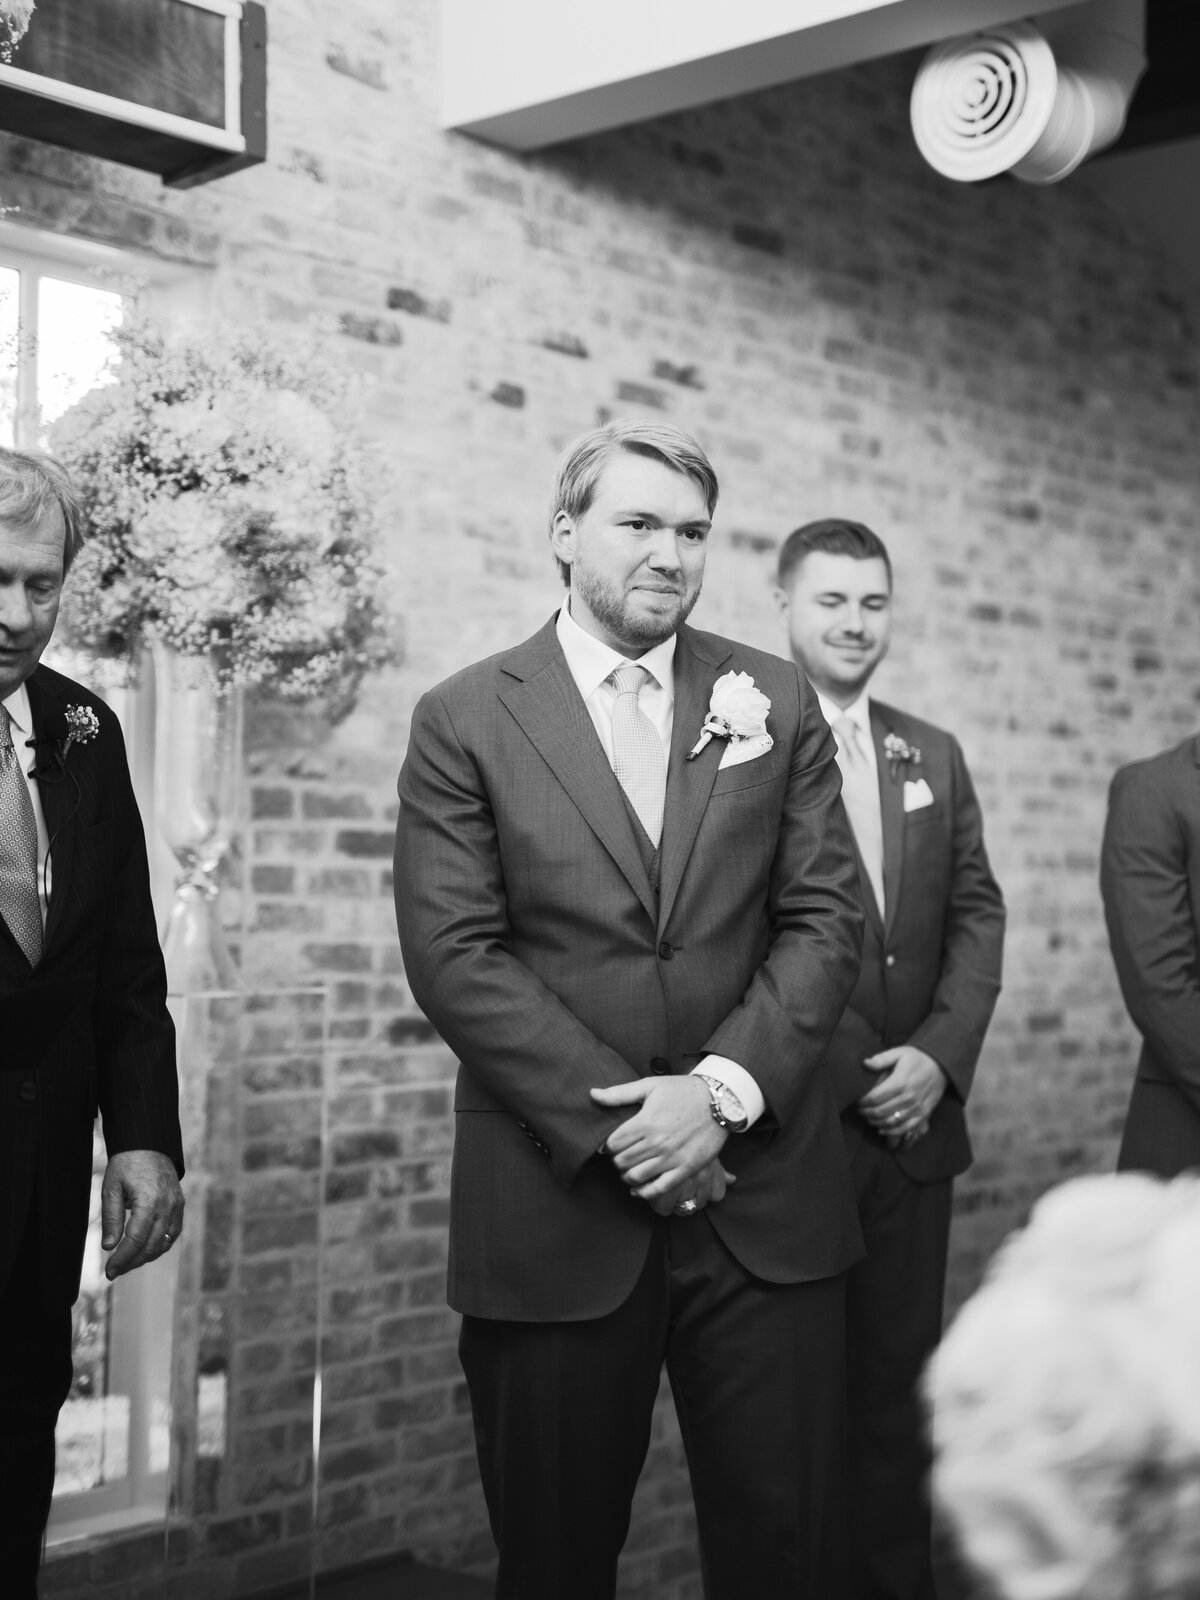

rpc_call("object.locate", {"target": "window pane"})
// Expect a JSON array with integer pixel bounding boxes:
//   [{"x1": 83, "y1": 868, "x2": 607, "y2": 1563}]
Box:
[
  {"x1": 0, "y1": 266, "x2": 19, "y2": 448},
  {"x1": 54, "y1": 1132, "x2": 130, "y2": 1495},
  {"x1": 37, "y1": 276, "x2": 122, "y2": 437}
]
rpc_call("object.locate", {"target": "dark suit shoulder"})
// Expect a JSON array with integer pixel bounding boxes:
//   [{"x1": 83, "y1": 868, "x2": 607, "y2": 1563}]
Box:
[
  {"x1": 679, "y1": 627, "x2": 804, "y2": 706},
  {"x1": 27, "y1": 664, "x2": 125, "y2": 749},
  {"x1": 1110, "y1": 733, "x2": 1200, "y2": 797},
  {"x1": 870, "y1": 700, "x2": 961, "y2": 758},
  {"x1": 30, "y1": 662, "x2": 113, "y2": 713},
  {"x1": 416, "y1": 615, "x2": 561, "y2": 712},
  {"x1": 681, "y1": 624, "x2": 787, "y2": 674}
]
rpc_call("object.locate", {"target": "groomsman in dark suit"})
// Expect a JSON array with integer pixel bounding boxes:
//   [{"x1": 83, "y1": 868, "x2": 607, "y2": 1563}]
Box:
[
  {"x1": 1101, "y1": 733, "x2": 1200, "y2": 1174},
  {"x1": 0, "y1": 449, "x2": 183, "y2": 1596},
  {"x1": 396, "y1": 421, "x2": 865, "y2": 1599},
  {"x1": 775, "y1": 518, "x2": 1006, "y2": 1600}
]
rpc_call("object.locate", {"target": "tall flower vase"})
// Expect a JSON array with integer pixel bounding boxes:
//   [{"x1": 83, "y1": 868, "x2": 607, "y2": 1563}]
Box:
[{"x1": 152, "y1": 642, "x2": 245, "y2": 993}]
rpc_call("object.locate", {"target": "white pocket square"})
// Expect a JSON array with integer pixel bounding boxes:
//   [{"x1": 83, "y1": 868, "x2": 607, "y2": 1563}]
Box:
[
  {"x1": 718, "y1": 733, "x2": 774, "y2": 770},
  {"x1": 903, "y1": 778, "x2": 935, "y2": 812}
]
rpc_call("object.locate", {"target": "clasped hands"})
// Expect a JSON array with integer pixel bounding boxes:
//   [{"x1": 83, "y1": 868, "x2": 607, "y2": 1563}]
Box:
[
  {"x1": 591, "y1": 1075, "x2": 733, "y2": 1217},
  {"x1": 856, "y1": 1045, "x2": 946, "y2": 1148}
]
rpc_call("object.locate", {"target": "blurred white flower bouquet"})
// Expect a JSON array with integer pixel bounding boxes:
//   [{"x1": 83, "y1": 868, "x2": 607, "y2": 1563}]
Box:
[
  {"x1": 50, "y1": 318, "x2": 398, "y2": 721},
  {"x1": 0, "y1": 1, "x2": 35, "y2": 61}
]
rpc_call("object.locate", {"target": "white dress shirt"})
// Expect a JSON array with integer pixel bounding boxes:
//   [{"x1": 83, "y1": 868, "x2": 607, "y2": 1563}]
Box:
[
  {"x1": 3, "y1": 681, "x2": 51, "y2": 927},
  {"x1": 556, "y1": 601, "x2": 764, "y2": 1129}
]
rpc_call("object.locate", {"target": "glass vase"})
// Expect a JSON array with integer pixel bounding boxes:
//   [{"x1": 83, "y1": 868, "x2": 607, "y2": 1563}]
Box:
[{"x1": 152, "y1": 642, "x2": 244, "y2": 993}]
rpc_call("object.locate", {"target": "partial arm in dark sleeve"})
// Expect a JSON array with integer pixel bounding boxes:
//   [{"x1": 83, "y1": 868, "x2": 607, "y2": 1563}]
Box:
[
  {"x1": 1100, "y1": 764, "x2": 1200, "y2": 1110},
  {"x1": 395, "y1": 689, "x2": 640, "y2": 1186},
  {"x1": 703, "y1": 668, "x2": 865, "y2": 1126},
  {"x1": 93, "y1": 715, "x2": 183, "y2": 1177},
  {"x1": 906, "y1": 738, "x2": 1006, "y2": 1101}
]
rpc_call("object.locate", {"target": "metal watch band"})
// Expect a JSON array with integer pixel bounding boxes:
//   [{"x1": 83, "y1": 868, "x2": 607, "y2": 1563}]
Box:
[{"x1": 696, "y1": 1072, "x2": 749, "y2": 1133}]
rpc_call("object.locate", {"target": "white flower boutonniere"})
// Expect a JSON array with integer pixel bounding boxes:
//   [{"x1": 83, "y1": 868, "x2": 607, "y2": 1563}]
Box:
[
  {"x1": 64, "y1": 703, "x2": 101, "y2": 757},
  {"x1": 26, "y1": 702, "x2": 101, "y2": 784},
  {"x1": 687, "y1": 671, "x2": 773, "y2": 761},
  {"x1": 883, "y1": 730, "x2": 922, "y2": 780}
]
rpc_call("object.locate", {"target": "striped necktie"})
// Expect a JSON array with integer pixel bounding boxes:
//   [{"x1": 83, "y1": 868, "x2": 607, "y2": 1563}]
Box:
[
  {"x1": 611, "y1": 665, "x2": 667, "y2": 847},
  {"x1": 0, "y1": 707, "x2": 43, "y2": 966}
]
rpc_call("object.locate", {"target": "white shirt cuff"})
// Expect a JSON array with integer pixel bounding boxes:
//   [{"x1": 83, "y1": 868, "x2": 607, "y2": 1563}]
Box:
[{"x1": 692, "y1": 1056, "x2": 765, "y2": 1129}]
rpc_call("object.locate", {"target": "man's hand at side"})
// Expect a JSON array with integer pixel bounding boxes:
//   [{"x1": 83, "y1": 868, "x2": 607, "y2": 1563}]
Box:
[
  {"x1": 857, "y1": 1045, "x2": 947, "y2": 1140},
  {"x1": 591, "y1": 1075, "x2": 727, "y2": 1200},
  {"x1": 101, "y1": 1150, "x2": 185, "y2": 1280}
]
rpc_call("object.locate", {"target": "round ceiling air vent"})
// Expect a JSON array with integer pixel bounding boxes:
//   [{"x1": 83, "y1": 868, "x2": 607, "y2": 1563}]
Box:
[{"x1": 910, "y1": 24, "x2": 1060, "y2": 182}]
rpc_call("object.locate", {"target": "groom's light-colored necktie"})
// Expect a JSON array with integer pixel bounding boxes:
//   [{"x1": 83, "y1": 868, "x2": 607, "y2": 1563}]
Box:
[
  {"x1": 834, "y1": 714, "x2": 885, "y2": 917},
  {"x1": 611, "y1": 664, "x2": 667, "y2": 847},
  {"x1": 0, "y1": 707, "x2": 43, "y2": 966}
]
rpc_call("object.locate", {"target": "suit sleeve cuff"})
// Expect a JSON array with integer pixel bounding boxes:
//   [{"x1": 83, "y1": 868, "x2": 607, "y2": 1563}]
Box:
[{"x1": 692, "y1": 1056, "x2": 766, "y2": 1129}]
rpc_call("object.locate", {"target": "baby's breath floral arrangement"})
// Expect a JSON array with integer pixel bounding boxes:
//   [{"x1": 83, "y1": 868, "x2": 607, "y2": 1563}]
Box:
[
  {"x1": 929, "y1": 1174, "x2": 1200, "y2": 1600},
  {"x1": 50, "y1": 317, "x2": 398, "y2": 721},
  {"x1": 0, "y1": 1, "x2": 35, "y2": 62}
]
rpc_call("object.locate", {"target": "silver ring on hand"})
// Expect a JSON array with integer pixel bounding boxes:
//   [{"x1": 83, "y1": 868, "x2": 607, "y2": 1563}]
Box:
[
  {"x1": 674, "y1": 1198, "x2": 699, "y2": 1217},
  {"x1": 162, "y1": 1233, "x2": 175, "y2": 1246},
  {"x1": 890, "y1": 1111, "x2": 903, "y2": 1124}
]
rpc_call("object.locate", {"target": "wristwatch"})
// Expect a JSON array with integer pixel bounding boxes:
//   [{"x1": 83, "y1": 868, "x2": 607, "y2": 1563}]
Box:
[{"x1": 696, "y1": 1073, "x2": 749, "y2": 1133}]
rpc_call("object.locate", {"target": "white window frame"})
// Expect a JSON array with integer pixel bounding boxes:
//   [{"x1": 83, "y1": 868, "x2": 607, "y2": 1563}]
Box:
[{"x1": 0, "y1": 222, "x2": 209, "y2": 1544}]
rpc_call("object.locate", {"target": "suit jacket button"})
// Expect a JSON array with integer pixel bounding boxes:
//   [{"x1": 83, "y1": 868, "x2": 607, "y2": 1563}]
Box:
[
  {"x1": 885, "y1": 953, "x2": 896, "y2": 968},
  {"x1": 649, "y1": 1057, "x2": 670, "y2": 1075},
  {"x1": 18, "y1": 1080, "x2": 37, "y2": 1101},
  {"x1": 658, "y1": 940, "x2": 674, "y2": 960}
]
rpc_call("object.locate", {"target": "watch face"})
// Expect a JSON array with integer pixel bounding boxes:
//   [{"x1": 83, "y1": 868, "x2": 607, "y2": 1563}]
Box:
[{"x1": 716, "y1": 1086, "x2": 747, "y2": 1130}]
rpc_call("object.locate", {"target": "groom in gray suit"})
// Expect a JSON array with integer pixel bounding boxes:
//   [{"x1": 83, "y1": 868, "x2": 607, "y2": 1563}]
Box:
[{"x1": 394, "y1": 419, "x2": 865, "y2": 1599}]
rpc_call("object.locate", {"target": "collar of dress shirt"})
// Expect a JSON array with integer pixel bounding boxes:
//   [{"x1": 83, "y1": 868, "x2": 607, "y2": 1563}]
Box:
[
  {"x1": 555, "y1": 599, "x2": 677, "y2": 703},
  {"x1": 2, "y1": 680, "x2": 34, "y2": 753},
  {"x1": 816, "y1": 687, "x2": 871, "y2": 740}
]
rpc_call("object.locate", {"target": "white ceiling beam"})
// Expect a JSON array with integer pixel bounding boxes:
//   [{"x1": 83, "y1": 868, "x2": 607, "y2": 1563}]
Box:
[{"x1": 441, "y1": 0, "x2": 1091, "y2": 150}]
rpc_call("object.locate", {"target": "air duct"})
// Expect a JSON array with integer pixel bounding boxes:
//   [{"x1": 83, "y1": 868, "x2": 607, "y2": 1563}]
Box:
[{"x1": 910, "y1": 0, "x2": 1146, "y2": 185}]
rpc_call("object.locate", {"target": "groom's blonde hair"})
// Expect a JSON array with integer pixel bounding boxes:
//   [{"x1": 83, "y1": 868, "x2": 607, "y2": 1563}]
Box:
[{"x1": 548, "y1": 418, "x2": 719, "y2": 584}]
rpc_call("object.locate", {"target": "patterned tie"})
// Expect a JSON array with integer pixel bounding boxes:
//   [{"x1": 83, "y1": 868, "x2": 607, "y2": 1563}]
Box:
[
  {"x1": 834, "y1": 714, "x2": 885, "y2": 917},
  {"x1": 611, "y1": 665, "x2": 667, "y2": 847},
  {"x1": 0, "y1": 707, "x2": 43, "y2": 966}
]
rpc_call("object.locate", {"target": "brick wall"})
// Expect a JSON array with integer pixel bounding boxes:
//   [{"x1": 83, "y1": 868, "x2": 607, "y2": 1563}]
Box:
[{"x1": 7, "y1": 0, "x2": 1200, "y2": 1592}]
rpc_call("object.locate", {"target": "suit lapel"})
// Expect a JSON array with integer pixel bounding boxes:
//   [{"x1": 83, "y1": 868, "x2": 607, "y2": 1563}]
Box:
[
  {"x1": 498, "y1": 621, "x2": 659, "y2": 924},
  {"x1": 870, "y1": 705, "x2": 905, "y2": 938},
  {"x1": 657, "y1": 627, "x2": 732, "y2": 932},
  {"x1": 25, "y1": 669, "x2": 74, "y2": 954}
]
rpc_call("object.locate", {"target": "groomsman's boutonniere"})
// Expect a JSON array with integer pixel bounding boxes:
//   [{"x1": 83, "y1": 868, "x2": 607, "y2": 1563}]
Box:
[
  {"x1": 687, "y1": 671, "x2": 773, "y2": 760},
  {"x1": 63, "y1": 703, "x2": 101, "y2": 757},
  {"x1": 26, "y1": 703, "x2": 101, "y2": 782},
  {"x1": 883, "y1": 731, "x2": 922, "y2": 780}
]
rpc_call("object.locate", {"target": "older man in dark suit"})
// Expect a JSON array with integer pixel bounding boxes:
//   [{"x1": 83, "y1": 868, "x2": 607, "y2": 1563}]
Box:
[
  {"x1": 395, "y1": 420, "x2": 865, "y2": 1599},
  {"x1": 1101, "y1": 734, "x2": 1200, "y2": 1174},
  {"x1": 775, "y1": 519, "x2": 1006, "y2": 1600},
  {"x1": 0, "y1": 449, "x2": 183, "y2": 1596}
]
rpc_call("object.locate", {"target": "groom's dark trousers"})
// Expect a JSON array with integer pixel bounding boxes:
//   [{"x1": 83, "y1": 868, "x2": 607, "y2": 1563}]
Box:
[{"x1": 396, "y1": 618, "x2": 865, "y2": 1598}]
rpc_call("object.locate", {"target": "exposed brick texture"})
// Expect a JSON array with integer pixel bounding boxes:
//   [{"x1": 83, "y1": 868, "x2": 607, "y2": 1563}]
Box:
[{"x1": 14, "y1": 0, "x2": 1200, "y2": 1594}]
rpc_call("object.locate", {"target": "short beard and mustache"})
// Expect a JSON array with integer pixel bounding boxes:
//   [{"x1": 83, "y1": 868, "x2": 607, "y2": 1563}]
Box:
[{"x1": 572, "y1": 559, "x2": 702, "y2": 651}]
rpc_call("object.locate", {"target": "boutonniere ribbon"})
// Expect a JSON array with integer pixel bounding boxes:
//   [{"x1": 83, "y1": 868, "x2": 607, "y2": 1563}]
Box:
[
  {"x1": 883, "y1": 730, "x2": 922, "y2": 780},
  {"x1": 687, "y1": 670, "x2": 773, "y2": 760}
]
